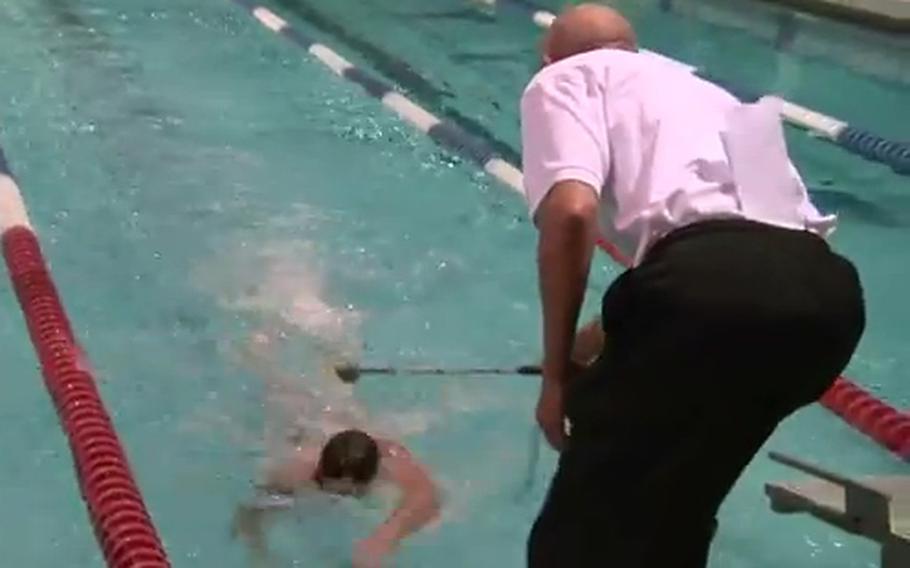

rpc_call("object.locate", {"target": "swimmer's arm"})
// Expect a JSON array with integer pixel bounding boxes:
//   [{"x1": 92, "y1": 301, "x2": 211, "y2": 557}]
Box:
[
  {"x1": 369, "y1": 443, "x2": 440, "y2": 548},
  {"x1": 232, "y1": 451, "x2": 318, "y2": 554},
  {"x1": 232, "y1": 501, "x2": 275, "y2": 561},
  {"x1": 232, "y1": 486, "x2": 290, "y2": 563}
]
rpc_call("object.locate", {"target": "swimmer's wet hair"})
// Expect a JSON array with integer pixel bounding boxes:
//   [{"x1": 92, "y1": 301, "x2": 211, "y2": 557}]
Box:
[{"x1": 316, "y1": 429, "x2": 380, "y2": 486}]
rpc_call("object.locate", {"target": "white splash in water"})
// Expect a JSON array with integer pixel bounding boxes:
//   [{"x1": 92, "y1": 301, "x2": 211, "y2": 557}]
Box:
[
  {"x1": 197, "y1": 238, "x2": 449, "y2": 458},
  {"x1": 216, "y1": 240, "x2": 364, "y2": 358}
]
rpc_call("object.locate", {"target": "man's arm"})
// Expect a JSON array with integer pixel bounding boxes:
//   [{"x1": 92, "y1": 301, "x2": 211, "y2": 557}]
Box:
[
  {"x1": 533, "y1": 181, "x2": 600, "y2": 450},
  {"x1": 536, "y1": 181, "x2": 600, "y2": 384},
  {"x1": 520, "y1": 70, "x2": 608, "y2": 449}
]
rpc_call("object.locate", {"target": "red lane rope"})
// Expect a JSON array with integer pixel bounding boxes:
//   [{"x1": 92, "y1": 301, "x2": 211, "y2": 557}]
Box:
[
  {"x1": 821, "y1": 378, "x2": 910, "y2": 460},
  {"x1": 595, "y1": 237, "x2": 631, "y2": 267},
  {"x1": 595, "y1": 236, "x2": 910, "y2": 461},
  {"x1": 2, "y1": 225, "x2": 170, "y2": 567}
]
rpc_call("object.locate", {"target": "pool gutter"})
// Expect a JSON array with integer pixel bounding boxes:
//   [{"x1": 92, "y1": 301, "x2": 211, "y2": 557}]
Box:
[{"x1": 755, "y1": 0, "x2": 910, "y2": 33}]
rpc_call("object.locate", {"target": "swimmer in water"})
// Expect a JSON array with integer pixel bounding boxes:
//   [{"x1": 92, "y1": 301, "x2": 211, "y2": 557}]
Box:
[{"x1": 231, "y1": 330, "x2": 440, "y2": 568}]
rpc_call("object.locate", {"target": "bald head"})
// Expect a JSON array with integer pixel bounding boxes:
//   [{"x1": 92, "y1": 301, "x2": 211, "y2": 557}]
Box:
[{"x1": 543, "y1": 4, "x2": 637, "y2": 65}]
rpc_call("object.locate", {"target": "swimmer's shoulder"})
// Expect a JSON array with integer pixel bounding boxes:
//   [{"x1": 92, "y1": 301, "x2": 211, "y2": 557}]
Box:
[
  {"x1": 376, "y1": 439, "x2": 434, "y2": 486},
  {"x1": 377, "y1": 438, "x2": 413, "y2": 460}
]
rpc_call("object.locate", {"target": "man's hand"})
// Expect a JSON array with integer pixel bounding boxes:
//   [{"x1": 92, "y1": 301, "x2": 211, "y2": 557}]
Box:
[
  {"x1": 353, "y1": 533, "x2": 396, "y2": 568},
  {"x1": 534, "y1": 180, "x2": 599, "y2": 451},
  {"x1": 537, "y1": 359, "x2": 585, "y2": 450},
  {"x1": 536, "y1": 376, "x2": 567, "y2": 451}
]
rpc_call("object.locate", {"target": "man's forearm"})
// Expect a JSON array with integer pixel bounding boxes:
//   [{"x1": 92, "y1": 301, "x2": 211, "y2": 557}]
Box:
[{"x1": 538, "y1": 211, "x2": 597, "y2": 382}]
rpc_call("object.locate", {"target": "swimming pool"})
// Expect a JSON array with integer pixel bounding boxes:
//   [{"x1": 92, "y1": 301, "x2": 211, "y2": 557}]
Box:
[{"x1": 0, "y1": 0, "x2": 907, "y2": 566}]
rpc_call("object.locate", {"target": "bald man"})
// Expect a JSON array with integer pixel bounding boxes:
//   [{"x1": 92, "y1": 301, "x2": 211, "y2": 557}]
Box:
[{"x1": 521, "y1": 5, "x2": 864, "y2": 567}]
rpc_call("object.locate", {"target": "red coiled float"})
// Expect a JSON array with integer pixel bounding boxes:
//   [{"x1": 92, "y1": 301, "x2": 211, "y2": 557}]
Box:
[
  {"x1": 2, "y1": 226, "x2": 170, "y2": 567},
  {"x1": 595, "y1": 235, "x2": 910, "y2": 461},
  {"x1": 596, "y1": 237, "x2": 631, "y2": 267},
  {"x1": 821, "y1": 377, "x2": 910, "y2": 460}
]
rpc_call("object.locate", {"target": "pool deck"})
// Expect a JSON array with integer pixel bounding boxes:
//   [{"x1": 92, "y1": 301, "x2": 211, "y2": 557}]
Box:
[{"x1": 757, "y1": 0, "x2": 910, "y2": 32}]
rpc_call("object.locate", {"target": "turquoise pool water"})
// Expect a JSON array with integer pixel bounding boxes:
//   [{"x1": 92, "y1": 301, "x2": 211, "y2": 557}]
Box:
[{"x1": 0, "y1": 0, "x2": 907, "y2": 567}]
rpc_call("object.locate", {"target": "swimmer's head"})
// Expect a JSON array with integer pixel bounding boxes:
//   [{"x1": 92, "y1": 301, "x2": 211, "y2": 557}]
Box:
[
  {"x1": 540, "y1": 4, "x2": 636, "y2": 66},
  {"x1": 314, "y1": 429, "x2": 380, "y2": 496}
]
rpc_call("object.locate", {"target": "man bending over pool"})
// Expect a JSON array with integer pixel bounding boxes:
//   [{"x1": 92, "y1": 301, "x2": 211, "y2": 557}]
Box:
[{"x1": 231, "y1": 331, "x2": 440, "y2": 568}]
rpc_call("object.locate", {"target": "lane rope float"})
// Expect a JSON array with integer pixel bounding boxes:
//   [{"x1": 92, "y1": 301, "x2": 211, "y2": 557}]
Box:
[{"x1": 0, "y1": 144, "x2": 170, "y2": 566}]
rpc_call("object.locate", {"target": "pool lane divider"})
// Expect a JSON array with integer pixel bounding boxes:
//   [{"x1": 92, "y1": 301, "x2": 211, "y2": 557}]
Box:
[
  {"x1": 236, "y1": 3, "x2": 909, "y2": 460},
  {"x1": 236, "y1": 1, "x2": 628, "y2": 266},
  {"x1": 0, "y1": 145, "x2": 170, "y2": 566},
  {"x1": 241, "y1": 1, "x2": 525, "y2": 198},
  {"x1": 821, "y1": 378, "x2": 910, "y2": 459},
  {"x1": 528, "y1": 9, "x2": 909, "y2": 176}
]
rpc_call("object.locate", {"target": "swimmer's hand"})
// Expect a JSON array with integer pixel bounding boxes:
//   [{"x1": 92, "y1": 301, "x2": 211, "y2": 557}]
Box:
[
  {"x1": 352, "y1": 533, "x2": 396, "y2": 568},
  {"x1": 231, "y1": 504, "x2": 276, "y2": 567}
]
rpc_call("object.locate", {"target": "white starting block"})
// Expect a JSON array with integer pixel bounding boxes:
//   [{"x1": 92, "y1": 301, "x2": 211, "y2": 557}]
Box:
[{"x1": 765, "y1": 452, "x2": 910, "y2": 568}]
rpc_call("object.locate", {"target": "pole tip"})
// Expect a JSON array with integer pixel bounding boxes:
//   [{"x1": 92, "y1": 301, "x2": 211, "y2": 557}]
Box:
[{"x1": 334, "y1": 363, "x2": 361, "y2": 384}]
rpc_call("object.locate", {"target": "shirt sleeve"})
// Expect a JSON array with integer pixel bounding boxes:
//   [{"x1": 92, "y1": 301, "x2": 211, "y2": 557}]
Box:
[{"x1": 520, "y1": 71, "x2": 609, "y2": 218}]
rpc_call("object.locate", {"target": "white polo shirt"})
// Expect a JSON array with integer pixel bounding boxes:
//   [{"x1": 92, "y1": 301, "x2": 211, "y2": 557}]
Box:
[{"x1": 520, "y1": 48, "x2": 835, "y2": 266}]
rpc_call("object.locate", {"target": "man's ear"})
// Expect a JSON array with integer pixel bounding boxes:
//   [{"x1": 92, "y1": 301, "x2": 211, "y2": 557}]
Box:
[
  {"x1": 539, "y1": 32, "x2": 554, "y2": 66},
  {"x1": 605, "y1": 39, "x2": 637, "y2": 52}
]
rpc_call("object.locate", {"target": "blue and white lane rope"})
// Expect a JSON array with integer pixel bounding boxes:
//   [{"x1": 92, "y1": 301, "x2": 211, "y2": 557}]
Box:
[
  {"x1": 529, "y1": 9, "x2": 909, "y2": 176},
  {"x1": 238, "y1": 2, "x2": 524, "y2": 194},
  {"x1": 240, "y1": 1, "x2": 907, "y2": 177}
]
